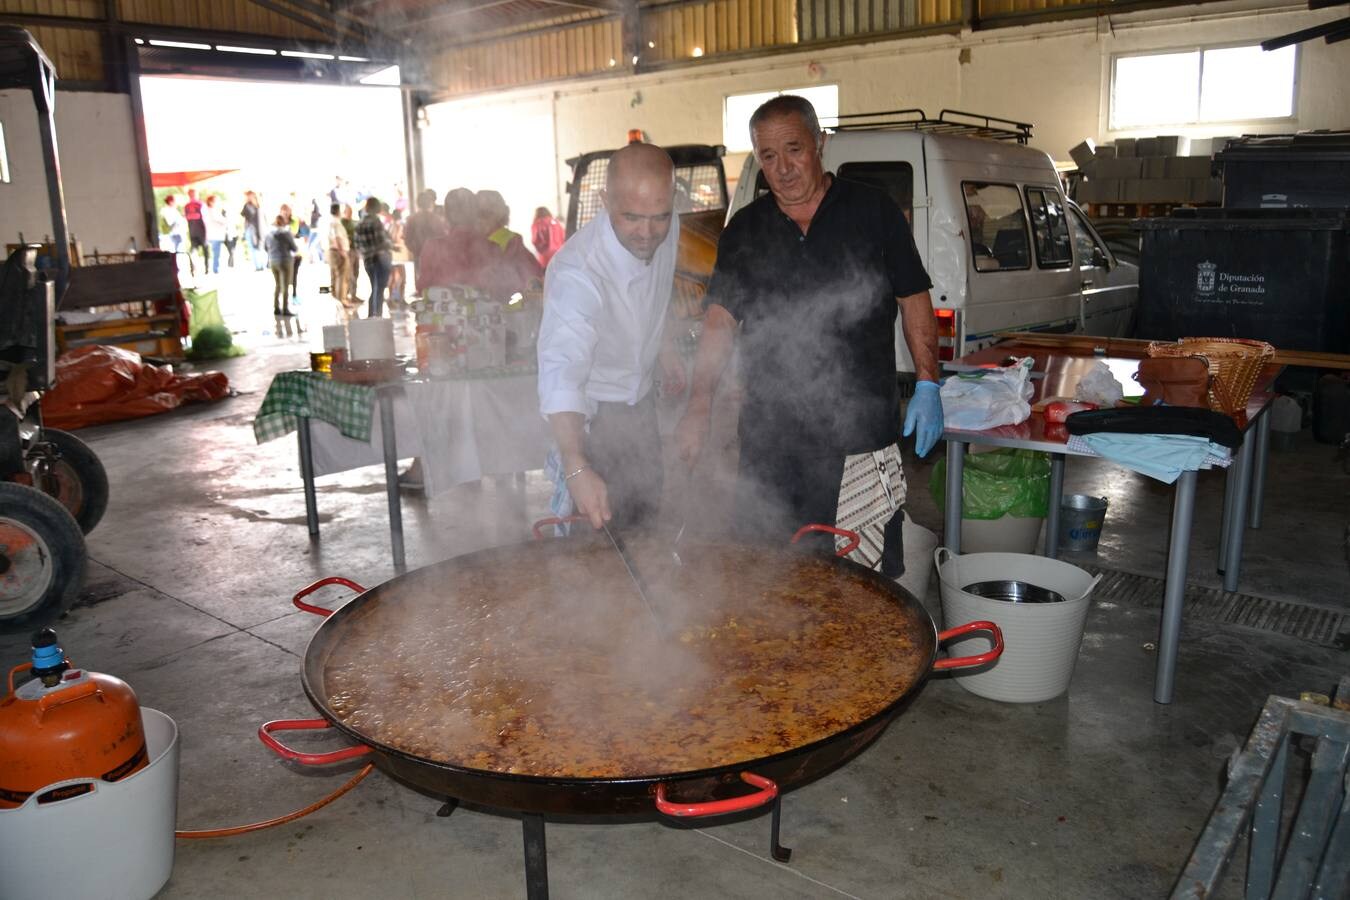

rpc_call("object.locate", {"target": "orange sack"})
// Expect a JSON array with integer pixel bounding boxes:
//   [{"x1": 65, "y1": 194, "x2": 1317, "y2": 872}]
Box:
[{"x1": 41, "y1": 345, "x2": 230, "y2": 430}]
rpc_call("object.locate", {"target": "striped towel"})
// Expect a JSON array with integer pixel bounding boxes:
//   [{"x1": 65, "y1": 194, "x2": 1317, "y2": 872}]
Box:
[{"x1": 835, "y1": 443, "x2": 907, "y2": 569}]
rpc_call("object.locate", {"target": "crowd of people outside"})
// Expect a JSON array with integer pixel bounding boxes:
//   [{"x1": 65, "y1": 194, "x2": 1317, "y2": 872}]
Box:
[{"x1": 157, "y1": 177, "x2": 568, "y2": 329}]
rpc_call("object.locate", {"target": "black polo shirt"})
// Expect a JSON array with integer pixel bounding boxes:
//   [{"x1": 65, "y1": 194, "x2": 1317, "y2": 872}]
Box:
[{"x1": 707, "y1": 175, "x2": 932, "y2": 457}]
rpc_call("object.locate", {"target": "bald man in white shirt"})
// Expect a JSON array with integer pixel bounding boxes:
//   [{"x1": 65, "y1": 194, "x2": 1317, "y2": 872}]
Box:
[{"x1": 537, "y1": 143, "x2": 686, "y2": 530}]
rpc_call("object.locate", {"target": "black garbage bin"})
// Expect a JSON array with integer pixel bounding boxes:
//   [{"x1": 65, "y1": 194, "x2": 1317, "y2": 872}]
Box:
[{"x1": 1135, "y1": 209, "x2": 1350, "y2": 353}]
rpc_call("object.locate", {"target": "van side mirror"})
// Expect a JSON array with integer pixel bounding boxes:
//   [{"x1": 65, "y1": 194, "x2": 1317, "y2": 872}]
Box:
[{"x1": 1091, "y1": 246, "x2": 1110, "y2": 269}]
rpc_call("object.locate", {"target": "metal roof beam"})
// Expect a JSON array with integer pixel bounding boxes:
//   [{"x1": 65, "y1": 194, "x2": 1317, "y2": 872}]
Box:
[
  {"x1": 1261, "y1": 17, "x2": 1349, "y2": 50},
  {"x1": 547, "y1": 0, "x2": 626, "y2": 11},
  {"x1": 393, "y1": 0, "x2": 523, "y2": 31},
  {"x1": 410, "y1": 3, "x2": 607, "y2": 47},
  {"x1": 243, "y1": 0, "x2": 366, "y2": 43},
  {"x1": 0, "y1": 10, "x2": 396, "y2": 63}
]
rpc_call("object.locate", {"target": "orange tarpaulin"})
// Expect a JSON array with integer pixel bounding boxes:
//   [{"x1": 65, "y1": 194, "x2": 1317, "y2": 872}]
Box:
[
  {"x1": 150, "y1": 170, "x2": 237, "y2": 187},
  {"x1": 41, "y1": 345, "x2": 230, "y2": 430}
]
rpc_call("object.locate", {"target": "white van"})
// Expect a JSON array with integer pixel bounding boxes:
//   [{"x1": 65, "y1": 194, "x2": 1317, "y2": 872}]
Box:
[{"x1": 727, "y1": 111, "x2": 1139, "y2": 372}]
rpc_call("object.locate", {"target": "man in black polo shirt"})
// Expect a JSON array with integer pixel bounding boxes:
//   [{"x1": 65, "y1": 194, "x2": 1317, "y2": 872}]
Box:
[{"x1": 675, "y1": 94, "x2": 943, "y2": 573}]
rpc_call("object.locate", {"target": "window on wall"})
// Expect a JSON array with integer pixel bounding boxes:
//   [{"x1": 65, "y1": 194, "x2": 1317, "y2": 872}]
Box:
[
  {"x1": 723, "y1": 85, "x2": 839, "y2": 153},
  {"x1": 1110, "y1": 44, "x2": 1297, "y2": 130}
]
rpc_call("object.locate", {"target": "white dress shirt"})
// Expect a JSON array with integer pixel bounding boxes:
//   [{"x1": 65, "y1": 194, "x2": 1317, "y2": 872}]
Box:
[{"x1": 537, "y1": 208, "x2": 679, "y2": 419}]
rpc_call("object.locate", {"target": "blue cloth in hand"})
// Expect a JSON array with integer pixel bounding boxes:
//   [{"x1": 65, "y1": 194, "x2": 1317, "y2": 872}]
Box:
[{"x1": 904, "y1": 380, "x2": 944, "y2": 458}]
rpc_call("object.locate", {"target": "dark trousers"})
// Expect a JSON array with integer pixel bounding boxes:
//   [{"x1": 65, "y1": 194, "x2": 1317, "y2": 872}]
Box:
[
  {"x1": 587, "y1": 393, "x2": 663, "y2": 531},
  {"x1": 733, "y1": 442, "x2": 905, "y2": 575},
  {"x1": 365, "y1": 255, "x2": 391, "y2": 318}
]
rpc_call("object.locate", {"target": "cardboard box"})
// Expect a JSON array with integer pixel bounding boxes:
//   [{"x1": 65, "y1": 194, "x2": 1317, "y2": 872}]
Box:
[
  {"x1": 1069, "y1": 139, "x2": 1097, "y2": 171},
  {"x1": 1143, "y1": 157, "x2": 1169, "y2": 178},
  {"x1": 1185, "y1": 137, "x2": 1214, "y2": 158},
  {"x1": 1113, "y1": 138, "x2": 1137, "y2": 157},
  {"x1": 1166, "y1": 156, "x2": 1214, "y2": 179},
  {"x1": 1191, "y1": 177, "x2": 1224, "y2": 204},
  {"x1": 1135, "y1": 137, "x2": 1159, "y2": 157},
  {"x1": 1094, "y1": 144, "x2": 1117, "y2": 159},
  {"x1": 1136, "y1": 178, "x2": 1191, "y2": 203},
  {"x1": 1078, "y1": 178, "x2": 1121, "y2": 203},
  {"x1": 1152, "y1": 135, "x2": 1189, "y2": 156},
  {"x1": 1094, "y1": 157, "x2": 1145, "y2": 179}
]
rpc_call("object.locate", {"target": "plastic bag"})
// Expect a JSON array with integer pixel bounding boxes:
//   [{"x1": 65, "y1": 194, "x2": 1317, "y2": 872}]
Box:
[
  {"x1": 939, "y1": 358, "x2": 1034, "y2": 430},
  {"x1": 929, "y1": 448, "x2": 1051, "y2": 520},
  {"x1": 1075, "y1": 361, "x2": 1124, "y2": 407}
]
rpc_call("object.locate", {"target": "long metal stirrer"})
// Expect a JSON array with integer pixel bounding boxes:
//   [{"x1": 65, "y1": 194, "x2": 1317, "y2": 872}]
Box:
[{"x1": 601, "y1": 522, "x2": 663, "y2": 628}]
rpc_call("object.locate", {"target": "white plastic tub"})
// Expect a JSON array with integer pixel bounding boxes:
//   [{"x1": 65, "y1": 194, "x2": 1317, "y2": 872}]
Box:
[
  {"x1": 0, "y1": 707, "x2": 179, "y2": 900},
  {"x1": 936, "y1": 549, "x2": 1100, "y2": 703},
  {"x1": 960, "y1": 515, "x2": 1044, "y2": 554}
]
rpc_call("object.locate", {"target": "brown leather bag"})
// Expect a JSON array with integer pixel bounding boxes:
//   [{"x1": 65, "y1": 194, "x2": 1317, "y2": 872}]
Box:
[{"x1": 1134, "y1": 357, "x2": 1211, "y2": 408}]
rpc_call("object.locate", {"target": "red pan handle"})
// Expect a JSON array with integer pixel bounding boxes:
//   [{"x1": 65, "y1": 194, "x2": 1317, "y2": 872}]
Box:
[
  {"x1": 531, "y1": 515, "x2": 590, "y2": 539},
  {"x1": 790, "y1": 523, "x2": 861, "y2": 558},
  {"x1": 258, "y1": 718, "x2": 373, "y2": 765},
  {"x1": 292, "y1": 577, "x2": 368, "y2": 617},
  {"x1": 654, "y1": 772, "x2": 779, "y2": 817},
  {"x1": 932, "y1": 620, "x2": 1005, "y2": 671}
]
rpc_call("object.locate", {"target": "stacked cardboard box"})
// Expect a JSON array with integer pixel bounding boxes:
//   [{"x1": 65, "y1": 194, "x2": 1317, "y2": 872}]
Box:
[{"x1": 1074, "y1": 135, "x2": 1226, "y2": 205}]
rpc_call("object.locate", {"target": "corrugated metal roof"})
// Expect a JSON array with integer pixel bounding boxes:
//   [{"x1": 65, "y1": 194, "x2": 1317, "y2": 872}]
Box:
[{"x1": 350, "y1": 0, "x2": 611, "y2": 46}]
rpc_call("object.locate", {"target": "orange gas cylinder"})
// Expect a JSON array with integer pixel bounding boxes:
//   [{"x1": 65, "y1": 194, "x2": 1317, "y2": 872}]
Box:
[{"x1": 0, "y1": 629, "x2": 147, "y2": 808}]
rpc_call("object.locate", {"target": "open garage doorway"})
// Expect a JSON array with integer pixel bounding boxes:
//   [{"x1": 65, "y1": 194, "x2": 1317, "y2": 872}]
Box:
[
  {"x1": 420, "y1": 95, "x2": 559, "y2": 250},
  {"x1": 139, "y1": 69, "x2": 406, "y2": 347}
]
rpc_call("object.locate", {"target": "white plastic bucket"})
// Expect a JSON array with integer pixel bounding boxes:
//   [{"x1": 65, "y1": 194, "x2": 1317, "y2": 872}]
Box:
[
  {"x1": 897, "y1": 517, "x2": 939, "y2": 602},
  {"x1": 0, "y1": 707, "x2": 179, "y2": 900},
  {"x1": 936, "y1": 549, "x2": 1100, "y2": 703},
  {"x1": 959, "y1": 515, "x2": 1044, "y2": 554}
]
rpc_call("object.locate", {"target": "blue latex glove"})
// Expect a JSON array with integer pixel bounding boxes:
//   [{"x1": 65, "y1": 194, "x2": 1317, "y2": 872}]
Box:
[{"x1": 903, "y1": 380, "x2": 944, "y2": 458}]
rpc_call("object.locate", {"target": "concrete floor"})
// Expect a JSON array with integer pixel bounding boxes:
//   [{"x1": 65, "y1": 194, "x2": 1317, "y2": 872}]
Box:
[{"x1": 5, "y1": 269, "x2": 1348, "y2": 899}]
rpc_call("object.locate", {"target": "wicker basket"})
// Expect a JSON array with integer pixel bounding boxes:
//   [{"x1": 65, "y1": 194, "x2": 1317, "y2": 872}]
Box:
[{"x1": 1147, "y1": 338, "x2": 1274, "y2": 422}]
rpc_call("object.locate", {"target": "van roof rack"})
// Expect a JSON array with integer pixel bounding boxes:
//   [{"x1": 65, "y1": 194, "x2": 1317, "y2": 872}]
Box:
[{"x1": 821, "y1": 109, "x2": 1033, "y2": 144}]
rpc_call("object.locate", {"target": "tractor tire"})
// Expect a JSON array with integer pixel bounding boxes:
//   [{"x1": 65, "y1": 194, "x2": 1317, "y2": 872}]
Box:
[
  {"x1": 0, "y1": 482, "x2": 88, "y2": 632},
  {"x1": 34, "y1": 428, "x2": 109, "y2": 534}
]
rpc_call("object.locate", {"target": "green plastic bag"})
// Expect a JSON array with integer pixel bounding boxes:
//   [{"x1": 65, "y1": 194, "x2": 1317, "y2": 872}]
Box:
[
  {"x1": 186, "y1": 289, "x2": 225, "y2": 339},
  {"x1": 930, "y1": 448, "x2": 1051, "y2": 520}
]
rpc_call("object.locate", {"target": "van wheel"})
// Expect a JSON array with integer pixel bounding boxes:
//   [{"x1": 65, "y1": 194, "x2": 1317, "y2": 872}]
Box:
[
  {"x1": 0, "y1": 483, "x2": 87, "y2": 632},
  {"x1": 29, "y1": 429, "x2": 109, "y2": 534}
]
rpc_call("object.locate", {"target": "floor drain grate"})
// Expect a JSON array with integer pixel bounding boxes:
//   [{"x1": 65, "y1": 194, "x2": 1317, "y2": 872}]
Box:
[{"x1": 1087, "y1": 567, "x2": 1349, "y2": 649}]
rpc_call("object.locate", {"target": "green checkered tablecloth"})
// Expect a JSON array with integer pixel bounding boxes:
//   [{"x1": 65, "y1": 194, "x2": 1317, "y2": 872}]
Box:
[
  {"x1": 252, "y1": 363, "x2": 539, "y2": 445},
  {"x1": 253, "y1": 371, "x2": 376, "y2": 444}
]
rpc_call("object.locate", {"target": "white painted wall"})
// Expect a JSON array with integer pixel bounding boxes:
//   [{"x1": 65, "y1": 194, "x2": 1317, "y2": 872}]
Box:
[
  {"x1": 0, "y1": 90, "x2": 144, "y2": 257},
  {"x1": 429, "y1": 0, "x2": 1348, "y2": 200}
]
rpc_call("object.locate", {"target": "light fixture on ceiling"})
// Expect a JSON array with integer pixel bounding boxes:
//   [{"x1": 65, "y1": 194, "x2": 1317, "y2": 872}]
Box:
[
  {"x1": 148, "y1": 39, "x2": 211, "y2": 50},
  {"x1": 281, "y1": 50, "x2": 336, "y2": 59},
  {"x1": 216, "y1": 45, "x2": 277, "y2": 56}
]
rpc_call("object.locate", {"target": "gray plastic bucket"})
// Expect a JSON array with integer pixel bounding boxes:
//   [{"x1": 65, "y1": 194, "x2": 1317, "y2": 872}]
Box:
[{"x1": 1058, "y1": 494, "x2": 1108, "y2": 552}]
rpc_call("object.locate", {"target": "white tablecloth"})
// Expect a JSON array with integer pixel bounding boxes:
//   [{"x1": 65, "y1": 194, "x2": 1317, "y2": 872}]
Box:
[{"x1": 308, "y1": 374, "x2": 549, "y2": 497}]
